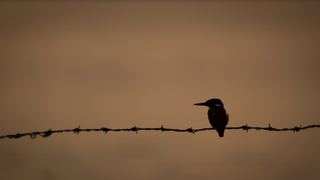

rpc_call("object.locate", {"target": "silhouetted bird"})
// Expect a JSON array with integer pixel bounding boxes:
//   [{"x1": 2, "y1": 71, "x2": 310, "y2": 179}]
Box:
[{"x1": 194, "y1": 98, "x2": 229, "y2": 137}]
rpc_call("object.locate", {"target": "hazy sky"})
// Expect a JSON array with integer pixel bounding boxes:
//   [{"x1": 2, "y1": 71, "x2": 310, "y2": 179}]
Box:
[{"x1": 1, "y1": 2, "x2": 320, "y2": 180}]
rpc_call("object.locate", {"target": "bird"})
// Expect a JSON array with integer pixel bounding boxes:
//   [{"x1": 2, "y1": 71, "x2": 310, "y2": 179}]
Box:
[{"x1": 194, "y1": 98, "x2": 229, "y2": 137}]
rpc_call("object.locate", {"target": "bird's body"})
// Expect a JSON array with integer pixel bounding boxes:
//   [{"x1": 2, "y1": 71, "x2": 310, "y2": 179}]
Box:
[
  {"x1": 194, "y1": 98, "x2": 229, "y2": 137},
  {"x1": 207, "y1": 105, "x2": 229, "y2": 137}
]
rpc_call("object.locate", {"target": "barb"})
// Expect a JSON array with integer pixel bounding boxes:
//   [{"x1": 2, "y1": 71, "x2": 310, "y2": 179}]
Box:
[{"x1": 1, "y1": 124, "x2": 319, "y2": 140}]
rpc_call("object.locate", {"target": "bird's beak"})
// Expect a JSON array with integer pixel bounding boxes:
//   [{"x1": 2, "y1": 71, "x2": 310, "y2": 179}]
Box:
[{"x1": 194, "y1": 102, "x2": 207, "y2": 106}]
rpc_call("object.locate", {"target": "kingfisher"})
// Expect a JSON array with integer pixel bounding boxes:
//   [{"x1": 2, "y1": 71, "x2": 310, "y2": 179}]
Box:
[{"x1": 194, "y1": 98, "x2": 229, "y2": 137}]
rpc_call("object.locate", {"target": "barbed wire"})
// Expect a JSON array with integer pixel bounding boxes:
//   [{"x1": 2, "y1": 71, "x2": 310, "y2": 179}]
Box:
[{"x1": 1, "y1": 124, "x2": 319, "y2": 140}]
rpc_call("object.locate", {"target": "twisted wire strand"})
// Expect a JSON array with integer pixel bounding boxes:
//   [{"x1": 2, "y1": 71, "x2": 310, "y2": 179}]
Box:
[{"x1": 1, "y1": 124, "x2": 319, "y2": 139}]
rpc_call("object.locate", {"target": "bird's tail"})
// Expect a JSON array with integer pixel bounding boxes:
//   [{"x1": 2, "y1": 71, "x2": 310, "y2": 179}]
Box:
[{"x1": 216, "y1": 128, "x2": 225, "y2": 137}]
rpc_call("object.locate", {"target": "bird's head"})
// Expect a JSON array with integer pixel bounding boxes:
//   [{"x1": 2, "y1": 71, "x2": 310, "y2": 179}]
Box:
[{"x1": 194, "y1": 98, "x2": 224, "y2": 108}]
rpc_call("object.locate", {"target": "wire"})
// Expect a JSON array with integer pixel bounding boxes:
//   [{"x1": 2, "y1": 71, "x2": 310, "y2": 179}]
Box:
[{"x1": 1, "y1": 124, "x2": 319, "y2": 139}]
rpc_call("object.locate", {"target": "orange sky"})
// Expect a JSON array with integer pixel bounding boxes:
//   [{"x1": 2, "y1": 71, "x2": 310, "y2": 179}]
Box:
[{"x1": 1, "y1": 2, "x2": 320, "y2": 180}]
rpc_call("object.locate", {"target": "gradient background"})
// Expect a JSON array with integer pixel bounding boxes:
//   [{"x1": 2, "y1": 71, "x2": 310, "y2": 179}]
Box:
[{"x1": 1, "y1": 1, "x2": 320, "y2": 180}]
